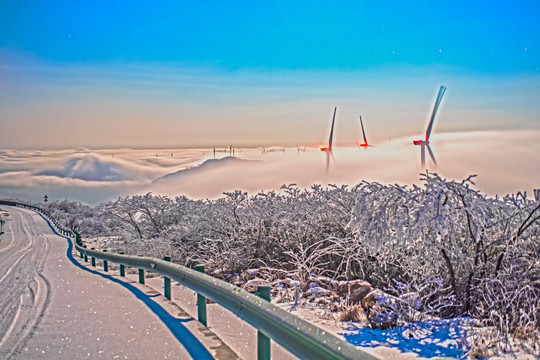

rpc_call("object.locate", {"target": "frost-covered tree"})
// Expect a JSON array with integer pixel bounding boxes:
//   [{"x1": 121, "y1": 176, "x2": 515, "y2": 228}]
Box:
[{"x1": 47, "y1": 173, "x2": 539, "y2": 347}]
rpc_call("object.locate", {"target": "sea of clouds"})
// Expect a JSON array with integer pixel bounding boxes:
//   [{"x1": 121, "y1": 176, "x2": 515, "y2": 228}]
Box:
[{"x1": 0, "y1": 130, "x2": 538, "y2": 205}]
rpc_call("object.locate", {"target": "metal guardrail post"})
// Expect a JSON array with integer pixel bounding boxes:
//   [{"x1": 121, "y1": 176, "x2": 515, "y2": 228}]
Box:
[
  {"x1": 103, "y1": 250, "x2": 108, "y2": 272},
  {"x1": 84, "y1": 246, "x2": 88, "y2": 262},
  {"x1": 194, "y1": 264, "x2": 207, "y2": 326},
  {"x1": 139, "y1": 269, "x2": 145, "y2": 284},
  {"x1": 164, "y1": 256, "x2": 171, "y2": 300},
  {"x1": 91, "y1": 248, "x2": 96, "y2": 267},
  {"x1": 257, "y1": 286, "x2": 271, "y2": 360},
  {"x1": 138, "y1": 255, "x2": 145, "y2": 284},
  {"x1": 120, "y1": 252, "x2": 125, "y2": 277}
]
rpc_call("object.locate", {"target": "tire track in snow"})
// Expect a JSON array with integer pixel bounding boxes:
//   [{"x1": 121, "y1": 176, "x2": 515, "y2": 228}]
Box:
[
  {"x1": 0, "y1": 274, "x2": 51, "y2": 360},
  {"x1": 0, "y1": 206, "x2": 51, "y2": 360},
  {"x1": 0, "y1": 213, "x2": 16, "y2": 253}
]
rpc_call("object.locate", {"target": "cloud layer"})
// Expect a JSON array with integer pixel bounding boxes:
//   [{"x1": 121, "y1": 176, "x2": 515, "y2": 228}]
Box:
[{"x1": 0, "y1": 129, "x2": 538, "y2": 205}]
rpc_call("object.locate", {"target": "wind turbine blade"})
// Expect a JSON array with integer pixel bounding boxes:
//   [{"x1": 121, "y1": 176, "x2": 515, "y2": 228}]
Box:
[
  {"x1": 330, "y1": 149, "x2": 335, "y2": 163},
  {"x1": 427, "y1": 144, "x2": 437, "y2": 166},
  {"x1": 425, "y1": 85, "x2": 447, "y2": 141},
  {"x1": 421, "y1": 145, "x2": 426, "y2": 168},
  {"x1": 329, "y1": 107, "x2": 337, "y2": 150},
  {"x1": 360, "y1": 116, "x2": 368, "y2": 145}
]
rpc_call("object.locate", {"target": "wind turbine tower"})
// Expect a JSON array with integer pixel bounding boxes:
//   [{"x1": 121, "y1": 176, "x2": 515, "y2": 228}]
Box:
[{"x1": 357, "y1": 115, "x2": 371, "y2": 149}]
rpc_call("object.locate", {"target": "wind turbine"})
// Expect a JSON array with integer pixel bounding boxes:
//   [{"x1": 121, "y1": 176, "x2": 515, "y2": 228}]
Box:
[
  {"x1": 320, "y1": 107, "x2": 337, "y2": 173},
  {"x1": 356, "y1": 115, "x2": 371, "y2": 149},
  {"x1": 413, "y1": 85, "x2": 446, "y2": 168}
]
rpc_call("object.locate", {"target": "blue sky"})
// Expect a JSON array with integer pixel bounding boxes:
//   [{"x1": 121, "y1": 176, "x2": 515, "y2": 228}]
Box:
[
  {"x1": 2, "y1": 1, "x2": 538, "y2": 72},
  {"x1": 1, "y1": 1, "x2": 539, "y2": 148}
]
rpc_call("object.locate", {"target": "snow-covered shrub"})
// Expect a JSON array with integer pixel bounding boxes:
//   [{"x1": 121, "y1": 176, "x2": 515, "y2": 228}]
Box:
[
  {"x1": 49, "y1": 173, "x2": 539, "y2": 351},
  {"x1": 46, "y1": 199, "x2": 106, "y2": 235},
  {"x1": 348, "y1": 172, "x2": 539, "y2": 351}
]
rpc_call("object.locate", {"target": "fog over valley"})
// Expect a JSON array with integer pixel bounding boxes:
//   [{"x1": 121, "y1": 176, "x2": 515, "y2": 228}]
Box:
[{"x1": 1, "y1": 129, "x2": 538, "y2": 205}]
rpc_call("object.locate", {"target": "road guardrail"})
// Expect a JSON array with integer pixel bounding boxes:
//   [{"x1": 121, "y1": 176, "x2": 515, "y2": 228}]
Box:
[{"x1": 4, "y1": 200, "x2": 378, "y2": 360}]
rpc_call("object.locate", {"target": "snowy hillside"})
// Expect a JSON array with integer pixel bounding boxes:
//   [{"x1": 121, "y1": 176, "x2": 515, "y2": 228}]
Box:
[{"x1": 43, "y1": 173, "x2": 540, "y2": 359}]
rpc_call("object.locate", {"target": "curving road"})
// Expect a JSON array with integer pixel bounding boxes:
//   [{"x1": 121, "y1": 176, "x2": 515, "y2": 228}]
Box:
[
  {"x1": 0, "y1": 205, "x2": 228, "y2": 359},
  {"x1": 0, "y1": 206, "x2": 51, "y2": 359}
]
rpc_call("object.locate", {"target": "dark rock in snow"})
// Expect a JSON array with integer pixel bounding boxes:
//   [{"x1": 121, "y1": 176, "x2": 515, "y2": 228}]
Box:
[
  {"x1": 339, "y1": 305, "x2": 370, "y2": 326},
  {"x1": 349, "y1": 284, "x2": 373, "y2": 305},
  {"x1": 337, "y1": 280, "x2": 373, "y2": 303},
  {"x1": 362, "y1": 289, "x2": 400, "y2": 329}
]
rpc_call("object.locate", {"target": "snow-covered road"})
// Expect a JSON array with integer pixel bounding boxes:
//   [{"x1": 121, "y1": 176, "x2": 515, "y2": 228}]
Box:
[
  {"x1": 0, "y1": 206, "x2": 50, "y2": 358},
  {"x1": 0, "y1": 206, "x2": 236, "y2": 359}
]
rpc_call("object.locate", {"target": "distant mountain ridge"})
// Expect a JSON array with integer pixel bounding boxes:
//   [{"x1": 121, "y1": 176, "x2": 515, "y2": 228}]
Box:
[
  {"x1": 36, "y1": 153, "x2": 128, "y2": 182},
  {"x1": 152, "y1": 156, "x2": 258, "y2": 184}
]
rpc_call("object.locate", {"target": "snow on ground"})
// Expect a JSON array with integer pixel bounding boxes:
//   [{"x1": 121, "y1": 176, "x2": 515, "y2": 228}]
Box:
[
  {"x1": 282, "y1": 305, "x2": 465, "y2": 360},
  {"x1": 342, "y1": 318, "x2": 473, "y2": 359},
  {"x1": 282, "y1": 307, "x2": 538, "y2": 360},
  {"x1": 106, "y1": 268, "x2": 298, "y2": 360}
]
